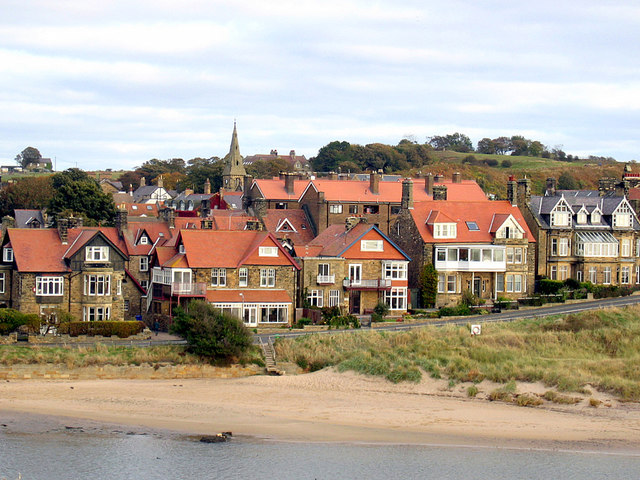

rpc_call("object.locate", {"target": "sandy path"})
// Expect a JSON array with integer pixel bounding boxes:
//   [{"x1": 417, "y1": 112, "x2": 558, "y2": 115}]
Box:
[{"x1": 1, "y1": 369, "x2": 639, "y2": 452}]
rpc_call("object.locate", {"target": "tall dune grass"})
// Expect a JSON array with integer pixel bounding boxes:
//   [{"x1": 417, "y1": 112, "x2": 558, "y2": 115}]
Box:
[{"x1": 275, "y1": 306, "x2": 640, "y2": 401}]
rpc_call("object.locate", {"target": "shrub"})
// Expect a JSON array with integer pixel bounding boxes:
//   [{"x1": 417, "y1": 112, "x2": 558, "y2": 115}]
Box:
[
  {"x1": 295, "y1": 317, "x2": 312, "y2": 329},
  {"x1": 563, "y1": 278, "x2": 581, "y2": 290},
  {"x1": 170, "y1": 301, "x2": 252, "y2": 360},
  {"x1": 589, "y1": 398, "x2": 602, "y2": 408},
  {"x1": 321, "y1": 306, "x2": 341, "y2": 322},
  {"x1": 57, "y1": 321, "x2": 145, "y2": 338},
  {"x1": 0, "y1": 309, "x2": 41, "y2": 335},
  {"x1": 467, "y1": 385, "x2": 479, "y2": 397},
  {"x1": 483, "y1": 158, "x2": 499, "y2": 167},
  {"x1": 501, "y1": 159, "x2": 512, "y2": 168},
  {"x1": 373, "y1": 301, "x2": 390, "y2": 319},
  {"x1": 539, "y1": 279, "x2": 564, "y2": 294},
  {"x1": 515, "y1": 394, "x2": 543, "y2": 407},
  {"x1": 543, "y1": 391, "x2": 581, "y2": 404}
]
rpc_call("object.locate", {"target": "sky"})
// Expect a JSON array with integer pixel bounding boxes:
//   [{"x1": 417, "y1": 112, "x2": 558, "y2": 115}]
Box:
[{"x1": 1, "y1": 0, "x2": 639, "y2": 171}]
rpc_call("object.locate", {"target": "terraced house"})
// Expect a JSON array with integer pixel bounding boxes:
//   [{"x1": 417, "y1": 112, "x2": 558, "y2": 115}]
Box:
[
  {"x1": 297, "y1": 219, "x2": 411, "y2": 315},
  {"x1": 391, "y1": 179, "x2": 535, "y2": 307},
  {"x1": 514, "y1": 177, "x2": 640, "y2": 285},
  {"x1": 149, "y1": 229, "x2": 300, "y2": 326},
  {"x1": 0, "y1": 220, "x2": 139, "y2": 322}
]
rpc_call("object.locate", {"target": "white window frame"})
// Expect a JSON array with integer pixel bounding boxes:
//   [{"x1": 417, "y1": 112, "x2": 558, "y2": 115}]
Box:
[
  {"x1": 328, "y1": 290, "x2": 340, "y2": 307},
  {"x1": 433, "y1": 223, "x2": 457, "y2": 239},
  {"x1": 589, "y1": 267, "x2": 597, "y2": 283},
  {"x1": 496, "y1": 273, "x2": 504, "y2": 292},
  {"x1": 83, "y1": 274, "x2": 111, "y2": 296},
  {"x1": 348, "y1": 264, "x2": 362, "y2": 285},
  {"x1": 550, "y1": 265, "x2": 557, "y2": 280},
  {"x1": 83, "y1": 306, "x2": 111, "y2": 322},
  {"x1": 36, "y1": 276, "x2": 64, "y2": 296},
  {"x1": 603, "y1": 267, "x2": 612, "y2": 285},
  {"x1": 329, "y1": 204, "x2": 343, "y2": 214},
  {"x1": 558, "y1": 238, "x2": 569, "y2": 257},
  {"x1": 239, "y1": 267, "x2": 248, "y2": 287},
  {"x1": 0, "y1": 272, "x2": 5, "y2": 293},
  {"x1": 307, "y1": 289, "x2": 324, "y2": 307},
  {"x1": 3, "y1": 247, "x2": 13, "y2": 262},
  {"x1": 446, "y1": 275, "x2": 456, "y2": 293},
  {"x1": 385, "y1": 287, "x2": 407, "y2": 310},
  {"x1": 559, "y1": 265, "x2": 568, "y2": 281},
  {"x1": 259, "y1": 246, "x2": 278, "y2": 257},
  {"x1": 117, "y1": 278, "x2": 122, "y2": 296},
  {"x1": 260, "y1": 268, "x2": 276, "y2": 287},
  {"x1": 211, "y1": 268, "x2": 227, "y2": 287},
  {"x1": 139, "y1": 236, "x2": 149, "y2": 245},
  {"x1": 622, "y1": 239, "x2": 631, "y2": 257},
  {"x1": 361, "y1": 240, "x2": 383, "y2": 252},
  {"x1": 383, "y1": 262, "x2": 407, "y2": 280},
  {"x1": 85, "y1": 246, "x2": 109, "y2": 262},
  {"x1": 621, "y1": 266, "x2": 630, "y2": 285},
  {"x1": 139, "y1": 257, "x2": 149, "y2": 272}
]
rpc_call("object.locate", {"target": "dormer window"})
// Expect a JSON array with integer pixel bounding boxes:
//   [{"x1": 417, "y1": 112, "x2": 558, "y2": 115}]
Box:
[
  {"x1": 576, "y1": 209, "x2": 587, "y2": 224},
  {"x1": 139, "y1": 236, "x2": 149, "y2": 245},
  {"x1": 550, "y1": 203, "x2": 571, "y2": 227},
  {"x1": 591, "y1": 211, "x2": 601, "y2": 223},
  {"x1": 179, "y1": 244, "x2": 186, "y2": 254},
  {"x1": 613, "y1": 203, "x2": 632, "y2": 228},
  {"x1": 86, "y1": 246, "x2": 109, "y2": 262},
  {"x1": 433, "y1": 223, "x2": 457, "y2": 239},
  {"x1": 3, "y1": 247, "x2": 13, "y2": 262}
]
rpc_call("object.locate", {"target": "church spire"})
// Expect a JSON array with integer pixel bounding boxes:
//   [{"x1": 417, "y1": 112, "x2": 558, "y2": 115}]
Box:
[{"x1": 222, "y1": 121, "x2": 246, "y2": 191}]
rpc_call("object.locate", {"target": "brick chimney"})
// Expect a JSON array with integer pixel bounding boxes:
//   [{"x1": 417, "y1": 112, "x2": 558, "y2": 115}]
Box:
[
  {"x1": 204, "y1": 178, "x2": 211, "y2": 195},
  {"x1": 253, "y1": 198, "x2": 267, "y2": 218},
  {"x1": 434, "y1": 173, "x2": 444, "y2": 183},
  {"x1": 452, "y1": 172, "x2": 462, "y2": 184},
  {"x1": 546, "y1": 177, "x2": 557, "y2": 196},
  {"x1": 285, "y1": 173, "x2": 295, "y2": 195},
  {"x1": 58, "y1": 218, "x2": 68, "y2": 244},
  {"x1": 425, "y1": 173, "x2": 434, "y2": 196},
  {"x1": 517, "y1": 177, "x2": 531, "y2": 206},
  {"x1": 329, "y1": 172, "x2": 338, "y2": 180},
  {"x1": 370, "y1": 171, "x2": 380, "y2": 195},
  {"x1": 433, "y1": 185, "x2": 448, "y2": 201},
  {"x1": 140, "y1": 176, "x2": 146, "y2": 187},
  {"x1": 200, "y1": 219, "x2": 213, "y2": 230},
  {"x1": 168, "y1": 209, "x2": 175, "y2": 229},
  {"x1": 507, "y1": 175, "x2": 517, "y2": 206},
  {"x1": 115, "y1": 209, "x2": 128, "y2": 237},
  {"x1": 157, "y1": 175, "x2": 164, "y2": 188},
  {"x1": 401, "y1": 178, "x2": 414, "y2": 210}
]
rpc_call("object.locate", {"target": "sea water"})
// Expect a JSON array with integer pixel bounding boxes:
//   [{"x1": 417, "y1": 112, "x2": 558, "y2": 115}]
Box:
[{"x1": 1, "y1": 430, "x2": 639, "y2": 480}]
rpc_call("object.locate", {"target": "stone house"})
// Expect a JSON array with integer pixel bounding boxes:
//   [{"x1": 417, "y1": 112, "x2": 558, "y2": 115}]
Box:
[
  {"x1": 149, "y1": 229, "x2": 300, "y2": 326},
  {"x1": 391, "y1": 179, "x2": 535, "y2": 307},
  {"x1": 512, "y1": 176, "x2": 640, "y2": 285},
  {"x1": 0, "y1": 222, "x2": 141, "y2": 322},
  {"x1": 298, "y1": 220, "x2": 411, "y2": 315}
]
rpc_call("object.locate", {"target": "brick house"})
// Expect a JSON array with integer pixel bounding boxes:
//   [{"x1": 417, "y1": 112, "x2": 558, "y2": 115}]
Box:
[
  {"x1": 512, "y1": 176, "x2": 640, "y2": 285},
  {"x1": 391, "y1": 179, "x2": 535, "y2": 307},
  {"x1": 149, "y1": 229, "x2": 300, "y2": 326},
  {"x1": 0, "y1": 222, "x2": 140, "y2": 322},
  {"x1": 298, "y1": 219, "x2": 411, "y2": 315}
]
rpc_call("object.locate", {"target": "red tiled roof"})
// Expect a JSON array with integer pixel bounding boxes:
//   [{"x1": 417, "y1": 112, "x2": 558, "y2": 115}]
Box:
[
  {"x1": 206, "y1": 289, "x2": 292, "y2": 304},
  {"x1": 628, "y1": 188, "x2": 640, "y2": 200},
  {"x1": 262, "y1": 209, "x2": 315, "y2": 246},
  {"x1": 410, "y1": 201, "x2": 535, "y2": 244},
  {"x1": 252, "y1": 179, "x2": 310, "y2": 200},
  {"x1": 121, "y1": 203, "x2": 159, "y2": 217}
]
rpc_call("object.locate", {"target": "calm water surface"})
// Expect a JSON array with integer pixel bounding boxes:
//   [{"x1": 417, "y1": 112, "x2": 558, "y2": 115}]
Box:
[{"x1": 1, "y1": 430, "x2": 639, "y2": 480}]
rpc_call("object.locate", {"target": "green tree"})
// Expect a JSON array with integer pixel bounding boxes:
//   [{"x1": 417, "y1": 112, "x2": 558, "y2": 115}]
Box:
[
  {"x1": 48, "y1": 169, "x2": 116, "y2": 226},
  {"x1": 246, "y1": 157, "x2": 292, "y2": 179},
  {"x1": 558, "y1": 171, "x2": 579, "y2": 190},
  {"x1": 310, "y1": 141, "x2": 354, "y2": 171},
  {"x1": 170, "y1": 301, "x2": 252, "y2": 360},
  {"x1": 181, "y1": 157, "x2": 224, "y2": 192},
  {"x1": 15, "y1": 146, "x2": 42, "y2": 168},
  {"x1": 0, "y1": 176, "x2": 55, "y2": 217},
  {"x1": 476, "y1": 138, "x2": 496, "y2": 154},
  {"x1": 418, "y1": 263, "x2": 438, "y2": 308}
]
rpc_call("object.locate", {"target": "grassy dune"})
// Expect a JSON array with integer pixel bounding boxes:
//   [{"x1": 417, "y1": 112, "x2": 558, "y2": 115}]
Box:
[{"x1": 275, "y1": 306, "x2": 640, "y2": 401}]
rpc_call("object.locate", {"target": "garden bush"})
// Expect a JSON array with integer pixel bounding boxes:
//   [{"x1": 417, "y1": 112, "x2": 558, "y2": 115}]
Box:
[
  {"x1": 58, "y1": 321, "x2": 145, "y2": 338},
  {"x1": 539, "y1": 279, "x2": 564, "y2": 294},
  {"x1": 0, "y1": 309, "x2": 41, "y2": 335}
]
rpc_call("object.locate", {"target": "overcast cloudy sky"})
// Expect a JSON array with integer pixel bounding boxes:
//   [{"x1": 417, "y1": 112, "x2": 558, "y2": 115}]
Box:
[{"x1": 1, "y1": 1, "x2": 639, "y2": 170}]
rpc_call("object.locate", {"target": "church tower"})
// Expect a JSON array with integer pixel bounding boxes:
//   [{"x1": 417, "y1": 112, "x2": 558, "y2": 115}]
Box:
[{"x1": 222, "y1": 122, "x2": 247, "y2": 191}]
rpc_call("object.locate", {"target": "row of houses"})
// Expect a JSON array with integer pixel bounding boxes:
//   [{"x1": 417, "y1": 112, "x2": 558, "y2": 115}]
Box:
[{"x1": 2, "y1": 125, "x2": 640, "y2": 329}]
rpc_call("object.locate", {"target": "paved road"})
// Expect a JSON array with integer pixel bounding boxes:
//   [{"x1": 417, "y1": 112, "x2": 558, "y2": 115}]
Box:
[{"x1": 256, "y1": 294, "x2": 640, "y2": 344}]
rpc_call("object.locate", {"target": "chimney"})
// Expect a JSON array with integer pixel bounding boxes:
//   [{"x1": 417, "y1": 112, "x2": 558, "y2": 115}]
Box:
[
  {"x1": 68, "y1": 216, "x2": 82, "y2": 229},
  {"x1": 157, "y1": 175, "x2": 164, "y2": 188},
  {"x1": 452, "y1": 172, "x2": 462, "y2": 184},
  {"x1": 425, "y1": 173, "x2": 434, "y2": 196},
  {"x1": 200, "y1": 219, "x2": 213, "y2": 230},
  {"x1": 285, "y1": 173, "x2": 295, "y2": 195},
  {"x1": 279, "y1": 171, "x2": 286, "y2": 180},
  {"x1": 58, "y1": 218, "x2": 68, "y2": 244},
  {"x1": 243, "y1": 174, "x2": 253, "y2": 210},
  {"x1": 129, "y1": 184, "x2": 133, "y2": 195},
  {"x1": 329, "y1": 171, "x2": 338, "y2": 180},
  {"x1": 434, "y1": 173, "x2": 444, "y2": 183},
  {"x1": 253, "y1": 198, "x2": 267, "y2": 218},
  {"x1": 184, "y1": 188, "x2": 194, "y2": 196},
  {"x1": 115, "y1": 209, "x2": 128, "y2": 237},
  {"x1": 290, "y1": 150, "x2": 295, "y2": 158},
  {"x1": 168, "y1": 209, "x2": 175, "y2": 229},
  {"x1": 401, "y1": 178, "x2": 414, "y2": 210},
  {"x1": 433, "y1": 185, "x2": 447, "y2": 201},
  {"x1": 517, "y1": 177, "x2": 531, "y2": 206},
  {"x1": 546, "y1": 177, "x2": 557, "y2": 196},
  {"x1": 507, "y1": 175, "x2": 517, "y2": 206},
  {"x1": 370, "y1": 171, "x2": 380, "y2": 195},
  {"x1": 204, "y1": 178, "x2": 211, "y2": 195},
  {"x1": 140, "y1": 176, "x2": 146, "y2": 187},
  {"x1": 345, "y1": 216, "x2": 360, "y2": 231}
]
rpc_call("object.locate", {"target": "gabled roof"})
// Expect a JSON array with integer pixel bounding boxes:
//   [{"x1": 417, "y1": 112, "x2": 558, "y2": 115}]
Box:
[
  {"x1": 426, "y1": 210, "x2": 457, "y2": 224},
  {"x1": 302, "y1": 223, "x2": 410, "y2": 260},
  {"x1": 252, "y1": 178, "x2": 310, "y2": 201},
  {"x1": 410, "y1": 201, "x2": 534, "y2": 244},
  {"x1": 262, "y1": 209, "x2": 315, "y2": 246},
  {"x1": 122, "y1": 203, "x2": 159, "y2": 217},
  {"x1": 14, "y1": 209, "x2": 45, "y2": 228}
]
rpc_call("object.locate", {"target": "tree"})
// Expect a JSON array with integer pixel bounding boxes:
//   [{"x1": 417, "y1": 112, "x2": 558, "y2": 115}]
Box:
[
  {"x1": 0, "y1": 176, "x2": 55, "y2": 217},
  {"x1": 182, "y1": 157, "x2": 224, "y2": 192},
  {"x1": 170, "y1": 300, "x2": 252, "y2": 360},
  {"x1": 477, "y1": 138, "x2": 496, "y2": 154},
  {"x1": 48, "y1": 169, "x2": 116, "y2": 226},
  {"x1": 558, "y1": 171, "x2": 579, "y2": 190},
  {"x1": 418, "y1": 263, "x2": 438, "y2": 308},
  {"x1": 246, "y1": 157, "x2": 292, "y2": 179},
  {"x1": 15, "y1": 146, "x2": 42, "y2": 168},
  {"x1": 310, "y1": 141, "x2": 354, "y2": 172}
]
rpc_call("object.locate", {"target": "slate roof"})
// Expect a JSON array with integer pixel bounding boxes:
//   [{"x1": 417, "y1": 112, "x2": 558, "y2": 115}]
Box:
[{"x1": 14, "y1": 209, "x2": 45, "y2": 228}]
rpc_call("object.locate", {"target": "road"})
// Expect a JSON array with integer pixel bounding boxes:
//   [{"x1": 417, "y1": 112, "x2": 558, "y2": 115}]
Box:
[{"x1": 256, "y1": 294, "x2": 640, "y2": 344}]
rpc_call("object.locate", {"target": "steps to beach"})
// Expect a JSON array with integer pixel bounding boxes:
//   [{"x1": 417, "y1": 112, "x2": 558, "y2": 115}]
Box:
[{"x1": 260, "y1": 340, "x2": 282, "y2": 376}]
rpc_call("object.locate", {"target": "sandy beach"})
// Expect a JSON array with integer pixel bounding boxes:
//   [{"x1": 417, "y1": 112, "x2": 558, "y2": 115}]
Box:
[{"x1": 1, "y1": 369, "x2": 639, "y2": 453}]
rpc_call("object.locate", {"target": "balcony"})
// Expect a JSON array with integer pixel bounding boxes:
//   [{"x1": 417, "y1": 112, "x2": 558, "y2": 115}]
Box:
[
  {"x1": 317, "y1": 274, "x2": 335, "y2": 285},
  {"x1": 171, "y1": 282, "x2": 207, "y2": 296},
  {"x1": 343, "y1": 278, "x2": 391, "y2": 290}
]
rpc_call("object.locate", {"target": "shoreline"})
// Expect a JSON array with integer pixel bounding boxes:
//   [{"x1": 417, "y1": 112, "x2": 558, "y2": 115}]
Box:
[{"x1": 2, "y1": 369, "x2": 640, "y2": 454}]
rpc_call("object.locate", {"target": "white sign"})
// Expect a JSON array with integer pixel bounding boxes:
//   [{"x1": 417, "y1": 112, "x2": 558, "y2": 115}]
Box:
[{"x1": 471, "y1": 324, "x2": 481, "y2": 336}]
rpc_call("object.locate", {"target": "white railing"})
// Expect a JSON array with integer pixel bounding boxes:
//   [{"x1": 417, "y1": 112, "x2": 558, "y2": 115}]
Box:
[
  {"x1": 343, "y1": 279, "x2": 391, "y2": 288},
  {"x1": 317, "y1": 274, "x2": 335, "y2": 284}
]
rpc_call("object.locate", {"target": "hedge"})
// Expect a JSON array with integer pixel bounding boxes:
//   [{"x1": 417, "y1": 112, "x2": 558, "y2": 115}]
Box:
[
  {"x1": 0, "y1": 309, "x2": 40, "y2": 335},
  {"x1": 57, "y1": 321, "x2": 145, "y2": 338}
]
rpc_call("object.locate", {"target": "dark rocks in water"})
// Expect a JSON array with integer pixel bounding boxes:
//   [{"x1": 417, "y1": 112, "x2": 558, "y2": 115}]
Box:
[{"x1": 200, "y1": 432, "x2": 231, "y2": 443}]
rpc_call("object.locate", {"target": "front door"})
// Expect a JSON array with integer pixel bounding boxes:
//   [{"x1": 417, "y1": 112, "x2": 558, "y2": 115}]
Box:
[
  {"x1": 473, "y1": 277, "x2": 482, "y2": 297},
  {"x1": 349, "y1": 291, "x2": 361, "y2": 314}
]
